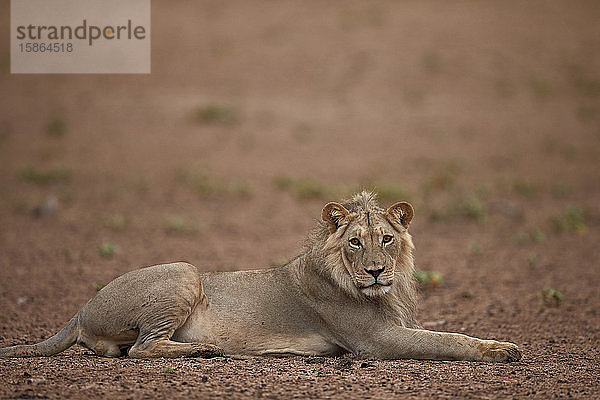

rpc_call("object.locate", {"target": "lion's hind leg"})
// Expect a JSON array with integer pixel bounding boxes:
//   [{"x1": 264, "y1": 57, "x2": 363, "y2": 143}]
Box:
[{"x1": 77, "y1": 262, "x2": 222, "y2": 358}]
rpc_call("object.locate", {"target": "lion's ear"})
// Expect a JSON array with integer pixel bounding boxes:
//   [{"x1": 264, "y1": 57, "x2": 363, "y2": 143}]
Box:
[
  {"x1": 384, "y1": 201, "x2": 414, "y2": 230},
  {"x1": 322, "y1": 202, "x2": 350, "y2": 233}
]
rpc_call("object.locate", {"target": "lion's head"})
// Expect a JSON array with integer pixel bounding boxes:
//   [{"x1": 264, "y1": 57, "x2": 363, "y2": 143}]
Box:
[{"x1": 308, "y1": 191, "x2": 418, "y2": 326}]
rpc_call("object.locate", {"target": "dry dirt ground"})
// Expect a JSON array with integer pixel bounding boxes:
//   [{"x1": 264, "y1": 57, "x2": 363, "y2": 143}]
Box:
[{"x1": 1, "y1": 1, "x2": 599, "y2": 399}]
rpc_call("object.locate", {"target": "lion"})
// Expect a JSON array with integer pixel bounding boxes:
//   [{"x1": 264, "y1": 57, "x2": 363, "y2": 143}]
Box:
[{"x1": 0, "y1": 191, "x2": 521, "y2": 361}]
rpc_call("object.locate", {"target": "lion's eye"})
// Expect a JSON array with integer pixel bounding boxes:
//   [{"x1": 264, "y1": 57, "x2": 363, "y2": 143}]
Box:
[
  {"x1": 382, "y1": 235, "x2": 393, "y2": 245},
  {"x1": 349, "y1": 238, "x2": 362, "y2": 248}
]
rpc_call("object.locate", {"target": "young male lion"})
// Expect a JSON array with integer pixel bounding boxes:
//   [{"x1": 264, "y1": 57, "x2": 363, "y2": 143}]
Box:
[{"x1": 0, "y1": 192, "x2": 521, "y2": 361}]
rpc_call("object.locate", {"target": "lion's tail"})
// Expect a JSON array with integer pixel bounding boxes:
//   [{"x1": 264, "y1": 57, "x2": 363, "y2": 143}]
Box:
[{"x1": 0, "y1": 314, "x2": 79, "y2": 357}]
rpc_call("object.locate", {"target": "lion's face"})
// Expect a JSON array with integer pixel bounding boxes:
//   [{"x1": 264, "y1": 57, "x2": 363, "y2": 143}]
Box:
[
  {"x1": 339, "y1": 213, "x2": 400, "y2": 296},
  {"x1": 321, "y1": 196, "x2": 414, "y2": 298}
]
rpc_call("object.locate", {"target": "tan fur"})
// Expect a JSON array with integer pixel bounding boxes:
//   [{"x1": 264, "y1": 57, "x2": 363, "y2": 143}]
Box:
[{"x1": 0, "y1": 192, "x2": 521, "y2": 361}]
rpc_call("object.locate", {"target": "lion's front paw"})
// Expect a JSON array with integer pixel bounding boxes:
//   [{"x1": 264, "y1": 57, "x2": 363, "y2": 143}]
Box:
[{"x1": 479, "y1": 340, "x2": 521, "y2": 362}]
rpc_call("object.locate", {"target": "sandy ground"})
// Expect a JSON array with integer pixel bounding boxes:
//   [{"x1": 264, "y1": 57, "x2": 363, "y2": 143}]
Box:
[{"x1": 1, "y1": 1, "x2": 599, "y2": 398}]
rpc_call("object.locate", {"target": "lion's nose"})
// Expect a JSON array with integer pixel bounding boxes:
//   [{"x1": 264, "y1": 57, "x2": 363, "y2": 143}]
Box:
[{"x1": 365, "y1": 267, "x2": 384, "y2": 279}]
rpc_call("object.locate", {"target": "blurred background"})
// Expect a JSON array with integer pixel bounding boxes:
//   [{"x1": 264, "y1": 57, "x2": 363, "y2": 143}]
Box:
[{"x1": 1, "y1": 0, "x2": 599, "y2": 322}]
